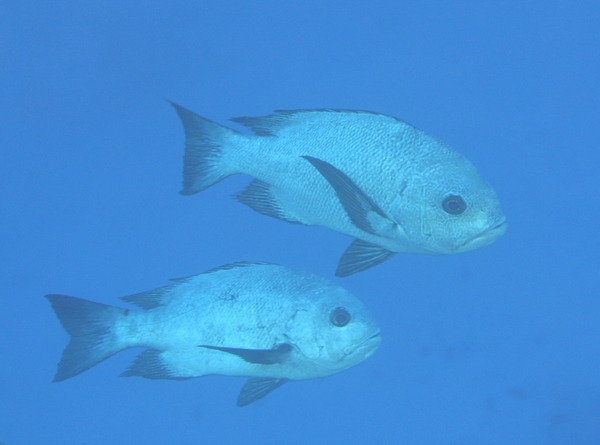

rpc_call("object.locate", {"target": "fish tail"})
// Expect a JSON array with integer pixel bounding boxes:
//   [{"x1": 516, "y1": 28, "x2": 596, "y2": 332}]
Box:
[
  {"x1": 45, "y1": 294, "x2": 128, "y2": 382},
  {"x1": 170, "y1": 101, "x2": 240, "y2": 195}
]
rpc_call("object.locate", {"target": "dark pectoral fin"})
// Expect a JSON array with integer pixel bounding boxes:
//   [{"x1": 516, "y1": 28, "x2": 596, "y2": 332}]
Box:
[
  {"x1": 237, "y1": 377, "x2": 289, "y2": 407},
  {"x1": 200, "y1": 343, "x2": 292, "y2": 365},
  {"x1": 336, "y1": 239, "x2": 396, "y2": 277},
  {"x1": 302, "y1": 156, "x2": 393, "y2": 235}
]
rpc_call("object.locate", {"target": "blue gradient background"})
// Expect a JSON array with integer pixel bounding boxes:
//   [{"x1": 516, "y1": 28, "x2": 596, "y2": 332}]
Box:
[{"x1": 1, "y1": 2, "x2": 599, "y2": 444}]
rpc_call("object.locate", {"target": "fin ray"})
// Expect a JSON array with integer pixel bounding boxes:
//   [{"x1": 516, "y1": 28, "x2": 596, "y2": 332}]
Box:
[
  {"x1": 231, "y1": 109, "x2": 384, "y2": 136},
  {"x1": 121, "y1": 349, "x2": 190, "y2": 380},
  {"x1": 234, "y1": 180, "x2": 306, "y2": 225},
  {"x1": 203, "y1": 261, "x2": 275, "y2": 274},
  {"x1": 121, "y1": 287, "x2": 172, "y2": 310},
  {"x1": 45, "y1": 294, "x2": 126, "y2": 382},
  {"x1": 336, "y1": 239, "x2": 396, "y2": 277},
  {"x1": 237, "y1": 378, "x2": 288, "y2": 407},
  {"x1": 231, "y1": 110, "x2": 309, "y2": 136},
  {"x1": 123, "y1": 262, "x2": 280, "y2": 309},
  {"x1": 170, "y1": 101, "x2": 237, "y2": 195}
]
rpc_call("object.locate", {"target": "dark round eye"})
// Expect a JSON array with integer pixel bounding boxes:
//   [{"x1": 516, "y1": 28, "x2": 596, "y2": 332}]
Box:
[
  {"x1": 442, "y1": 195, "x2": 467, "y2": 215},
  {"x1": 330, "y1": 307, "x2": 351, "y2": 327}
]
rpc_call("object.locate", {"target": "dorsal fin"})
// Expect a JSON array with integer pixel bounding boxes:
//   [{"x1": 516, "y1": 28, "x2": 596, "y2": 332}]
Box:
[
  {"x1": 231, "y1": 112, "x2": 298, "y2": 136},
  {"x1": 120, "y1": 284, "x2": 177, "y2": 310},
  {"x1": 231, "y1": 109, "x2": 380, "y2": 136},
  {"x1": 121, "y1": 262, "x2": 278, "y2": 309},
  {"x1": 203, "y1": 261, "x2": 277, "y2": 274}
]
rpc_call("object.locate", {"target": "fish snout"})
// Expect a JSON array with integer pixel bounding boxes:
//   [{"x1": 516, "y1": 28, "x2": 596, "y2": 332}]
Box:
[
  {"x1": 458, "y1": 216, "x2": 507, "y2": 252},
  {"x1": 344, "y1": 331, "x2": 382, "y2": 357}
]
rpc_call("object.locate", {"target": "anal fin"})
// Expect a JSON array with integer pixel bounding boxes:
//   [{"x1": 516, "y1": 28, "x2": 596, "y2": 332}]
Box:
[
  {"x1": 237, "y1": 377, "x2": 288, "y2": 407},
  {"x1": 336, "y1": 239, "x2": 396, "y2": 277},
  {"x1": 234, "y1": 180, "x2": 306, "y2": 225},
  {"x1": 121, "y1": 349, "x2": 190, "y2": 380}
]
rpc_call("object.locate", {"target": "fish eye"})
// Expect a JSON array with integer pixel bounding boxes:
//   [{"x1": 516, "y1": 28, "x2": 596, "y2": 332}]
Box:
[
  {"x1": 330, "y1": 307, "x2": 351, "y2": 327},
  {"x1": 442, "y1": 194, "x2": 467, "y2": 215}
]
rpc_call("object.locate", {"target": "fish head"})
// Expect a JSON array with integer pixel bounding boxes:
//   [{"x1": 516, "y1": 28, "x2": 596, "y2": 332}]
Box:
[
  {"x1": 389, "y1": 153, "x2": 506, "y2": 254},
  {"x1": 285, "y1": 286, "x2": 381, "y2": 377}
]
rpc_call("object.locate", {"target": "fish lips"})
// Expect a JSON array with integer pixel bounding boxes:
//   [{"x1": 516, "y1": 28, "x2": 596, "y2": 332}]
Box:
[
  {"x1": 298, "y1": 331, "x2": 381, "y2": 373},
  {"x1": 344, "y1": 331, "x2": 382, "y2": 358},
  {"x1": 457, "y1": 217, "x2": 507, "y2": 253}
]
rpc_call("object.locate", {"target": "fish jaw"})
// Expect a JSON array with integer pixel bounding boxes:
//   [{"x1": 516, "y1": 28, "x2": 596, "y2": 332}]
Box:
[
  {"x1": 455, "y1": 217, "x2": 507, "y2": 253},
  {"x1": 289, "y1": 330, "x2": 382, "y2": 378},
  {"x1": 344, "y1": 331, "x2": 382, "y2": 358},
  {"x1": 310, "y1": 330, "x2": 382, "y2": 374}
]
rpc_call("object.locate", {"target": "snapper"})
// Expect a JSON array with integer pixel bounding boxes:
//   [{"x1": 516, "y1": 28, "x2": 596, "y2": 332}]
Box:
[
  {"x1": 172, "y1": 103, "x2": 506, "y2": 276},
  {"x1": 46, "y1": 262, "x2": 381, "y2": 406}
]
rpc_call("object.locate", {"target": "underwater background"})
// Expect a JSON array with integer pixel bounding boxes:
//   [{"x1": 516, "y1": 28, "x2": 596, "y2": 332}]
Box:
[{"x1": 1, "y1": 1, "x2": 599, "y2": 444}]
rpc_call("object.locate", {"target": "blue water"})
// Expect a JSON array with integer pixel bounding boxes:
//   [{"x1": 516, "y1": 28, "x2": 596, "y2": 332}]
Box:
[{"x1": 1, "y1": 2, "x2": 599, "y2": 444}]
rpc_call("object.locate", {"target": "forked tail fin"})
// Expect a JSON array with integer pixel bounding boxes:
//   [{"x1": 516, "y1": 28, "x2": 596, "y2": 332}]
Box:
[
  {"x1": 170, "y1": 101, "x2": 240, "y2": 195},
  {"x1": 45, "y1": 294, "x2": 128, "y2": 382}
]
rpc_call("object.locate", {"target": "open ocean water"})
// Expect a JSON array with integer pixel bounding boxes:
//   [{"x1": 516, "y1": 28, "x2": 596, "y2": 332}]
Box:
[{"x1": 1, "y1": 1, "x2": 599, "y2": 444}]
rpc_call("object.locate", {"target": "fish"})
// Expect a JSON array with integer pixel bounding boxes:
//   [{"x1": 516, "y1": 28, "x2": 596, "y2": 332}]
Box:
[
  {"x1": 46, "y1": 262, "x2": 381, "y2": 406},
  {"x1": 171, "y1": 103, "x2": 507, "y2": 276}
]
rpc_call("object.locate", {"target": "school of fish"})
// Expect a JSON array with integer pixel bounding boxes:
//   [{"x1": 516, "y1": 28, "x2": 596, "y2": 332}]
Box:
[{"x1": 46, "y1": 103, "x2": 505, "y2": 406}]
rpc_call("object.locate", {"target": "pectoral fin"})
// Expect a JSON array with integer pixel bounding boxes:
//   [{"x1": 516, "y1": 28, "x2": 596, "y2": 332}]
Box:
[
  {"x1": 199, "y1": 343, "x2": 292, "y2": 365},
  {"x1": 237, "y1": 377, "x2": 289, "y2": 407},
  {"x1": 302, "y1": 156, "x2": 394, "y2": 235},
  {"x1": 337, "y1": 239, "x2": 396, "y2": 277}
]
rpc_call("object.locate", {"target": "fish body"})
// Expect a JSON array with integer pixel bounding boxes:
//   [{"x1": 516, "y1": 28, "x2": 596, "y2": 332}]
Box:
[
  {"x1": 46, "y1": 262, "x2": 381, "y2": 406},
  {"x1": 173, "y1": 104, "x2": 506, "y2": 275}
]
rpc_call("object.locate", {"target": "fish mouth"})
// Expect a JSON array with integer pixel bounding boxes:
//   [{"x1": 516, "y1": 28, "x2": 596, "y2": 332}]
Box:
[
  {"x1": 302, "y1": 331, "x2": 382, "y2": 373},
  {"x1": 457, "y1": 217, "x2": 507, "y2": 252},
  {"x1": 344, "y1": 331, "x2": 382, "y2": 357}
]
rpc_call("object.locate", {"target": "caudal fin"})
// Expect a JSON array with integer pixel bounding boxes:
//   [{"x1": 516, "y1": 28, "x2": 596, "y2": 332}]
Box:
[
  {"x1": 170, "y1": 101, "x2": 239, "y2": 195},
  {"x1": 45, "y1": 294, "x2": 127, "y2": 382}
]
